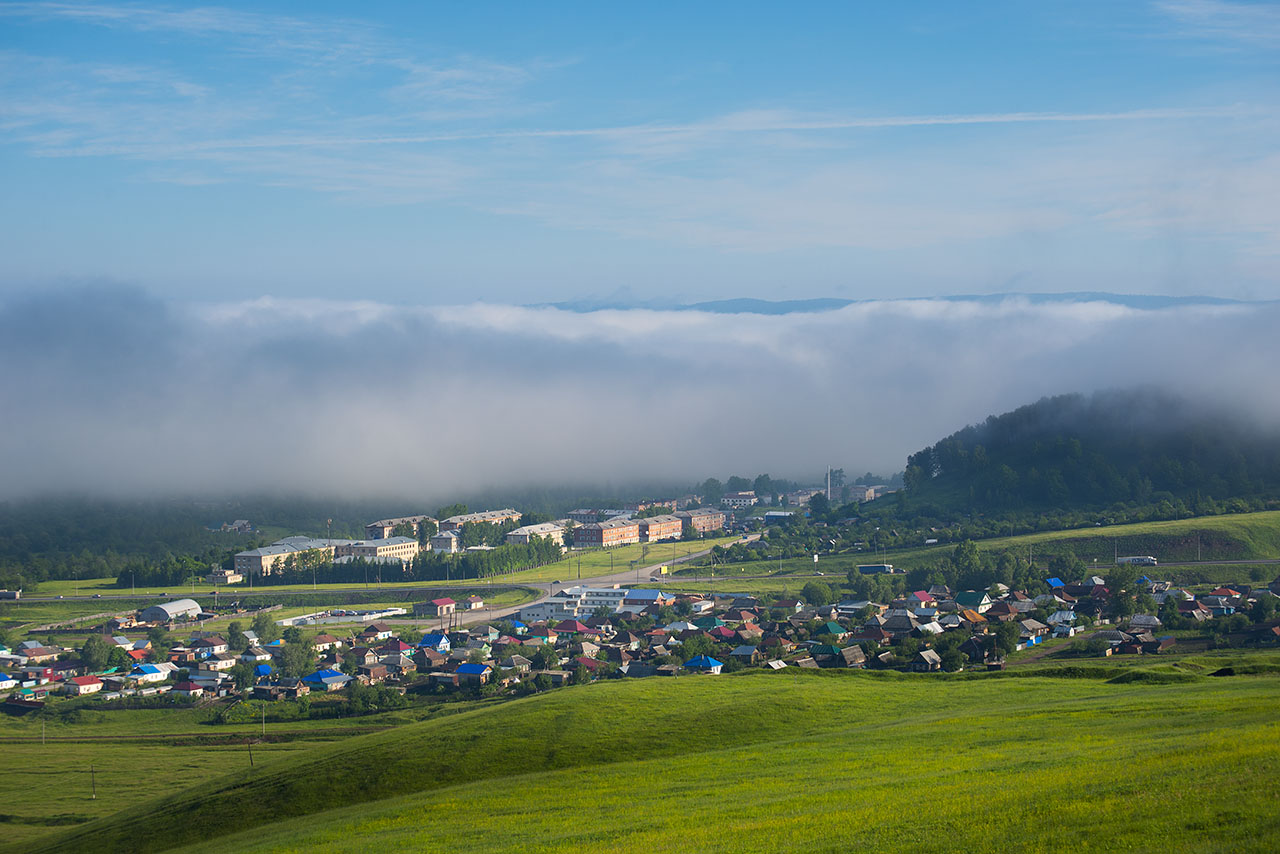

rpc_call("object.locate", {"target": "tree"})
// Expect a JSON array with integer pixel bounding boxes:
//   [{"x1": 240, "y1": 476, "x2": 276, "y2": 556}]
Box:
[
  {"x1": 994, "y1": 620, "x2": 1020, "y2": 655},
  {"x1": 940, "y1": 648, "x2": 964, "y2": 672},
  {"x1": 808, "y1": 492, "x2": 830, "y2": 519},
  {"x1": 81, "y1": 634, "x2": 112, "y2": 671},
  {"x1": 416, "y1": 519, "x2": 439, "y2": 543},
  {"x1": 530, "y1": 645, "x2": 559, "y2": 671},
  {"x1": 679, "y1": 634, "x2": 718, "y2": 659},
  {"x1": 282, "y1": 626, "x2": 304, "y2": 645},
  {"x1": 753, "y1": 474, "x2": 774, "y2": 499},
  {"x1": 801, "y1": 581, "x2": 833, "y2": 606},
  {"x1": 228, "y1": 662, "x2": 257, "y2": 692},
  {"x1": 1105, "y1": 564, "x2": 1140, "y2": 620},
  {"x1": 227, "y1": 621, "x2": 248, "y2": 652},
  {"x1": 436, "y1": 503, "x2": 468, "y2": 520},
  {"x1": 252, "y1": 612, "x2": 281, "y2": 644},
  {"x1": 276, "y1": 640, "x2": 315, "y2": 678}
]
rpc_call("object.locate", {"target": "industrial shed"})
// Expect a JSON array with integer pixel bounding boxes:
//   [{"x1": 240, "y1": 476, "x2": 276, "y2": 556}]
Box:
[{"x1": 139, "y1": 599, "x2": 202, "y2": 622}]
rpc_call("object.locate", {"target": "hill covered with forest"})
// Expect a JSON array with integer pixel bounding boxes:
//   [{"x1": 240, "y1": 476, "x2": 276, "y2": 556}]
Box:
[{"x1": 900, "y1": 389, "x2": 1280, "y2": 520}]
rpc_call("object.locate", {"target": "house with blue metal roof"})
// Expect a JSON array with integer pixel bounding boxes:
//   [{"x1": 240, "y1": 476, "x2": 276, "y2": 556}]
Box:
[
  {"x1": 455, "y1": 662, "x2": 491, "y2": 684},
  {"x1": 418, "y1": 633, "x2": 451, "y2": 653},
  {"x1": 683, "y1": 655, "x2": 723, "y2": 674},
  {"x1": 301, "y1": 669, "x2": 353, "y2": 692}
]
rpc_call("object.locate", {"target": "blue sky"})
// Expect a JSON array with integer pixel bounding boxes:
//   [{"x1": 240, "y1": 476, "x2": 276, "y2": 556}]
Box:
[{"x1": 2, "y1": 1, "x2": 1279, "y2": 304}]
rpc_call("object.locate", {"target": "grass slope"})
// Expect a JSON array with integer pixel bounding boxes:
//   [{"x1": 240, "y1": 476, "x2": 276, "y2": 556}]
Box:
[
  {"x1": 703, "y1": 511, "x2": 1280, "y2": 584},
  {"x1": 35, "y1": 663, "x2": 1280, "y2": 854}
]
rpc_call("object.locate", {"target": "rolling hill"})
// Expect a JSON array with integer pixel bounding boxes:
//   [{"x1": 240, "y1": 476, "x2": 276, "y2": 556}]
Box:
[
  {"x1": 34, "y1": 665, "x2": 1280, "y2": 854},
  {"x1": 901, "y1": 389, "x2": 1280, "y2": 516}
]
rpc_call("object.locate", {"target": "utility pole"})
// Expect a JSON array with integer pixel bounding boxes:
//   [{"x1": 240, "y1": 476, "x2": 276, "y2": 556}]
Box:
[{"x1": 90, "y1": 764, "x2": 96, "y2": 800}]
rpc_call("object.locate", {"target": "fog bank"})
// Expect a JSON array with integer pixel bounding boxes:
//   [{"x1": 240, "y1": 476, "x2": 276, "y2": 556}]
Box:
[{"x1": 1, "y1": 288, "x2": 1276, "y2": 500}]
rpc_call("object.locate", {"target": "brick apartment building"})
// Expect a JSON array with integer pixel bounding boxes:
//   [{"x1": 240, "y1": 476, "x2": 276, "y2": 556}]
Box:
[
  {"x1": 637, "y1": 514, "x2": 683, "y2": 542},
  {"x1": 574, "y1": 518, "x2": 641, "y2": 548},
  {"x1": 675, "y1": 508, "x2": 726, "y2": 535}
]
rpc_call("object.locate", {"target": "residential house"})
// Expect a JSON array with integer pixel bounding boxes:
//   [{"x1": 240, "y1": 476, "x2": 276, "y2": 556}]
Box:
[
  {"x1": 313, "y1": 634, "x2": 343, "y2": 652},
  {"x1": 417, "y1": 633, "x2": 451, "y2": 654},
  {"x1": 301, "y1": 669, "x2": 353, "y2": 692},
  {"x1": 954, "y1": 591, "x2": 992, "y2": 613},
  {"x1": 64, "y1": 675, "x2": 103, "y2": 696},
  {"x1": 456, "y1": 663, "x2": 492, "y2": 684},
  {"x1": 684, "y1": 655, "x2": 723, "y2": 674},
  {"x1": 911, "y1": 649, "x2": 943, "y2": 672}
]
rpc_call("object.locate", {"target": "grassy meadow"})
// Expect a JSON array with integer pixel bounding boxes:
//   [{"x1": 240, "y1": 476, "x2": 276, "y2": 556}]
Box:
[
  {"x1": 27, "y1": 651, "x2": 1280, "y2": 854},
  {"x1": 495, "y1": 535, "x2": 742, "y2": 584},
  {"x1": 697, "y1": 511, "x2": 1280, "y2": 585}
]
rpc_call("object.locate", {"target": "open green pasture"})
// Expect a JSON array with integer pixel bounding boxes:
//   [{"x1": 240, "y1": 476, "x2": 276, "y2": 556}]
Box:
[
  {"x1": 495, "y1": 536, "x2": 741, "y2": 584},
  {"x1": 33, "y1": 651, "x2": 1280, "y2": 854},
  {"x1": 0, "y1": 738, "x2": 314, "y2": 850},
  {"x1": 706, "y1": 511, "x2": 1280, "y2": 580}
]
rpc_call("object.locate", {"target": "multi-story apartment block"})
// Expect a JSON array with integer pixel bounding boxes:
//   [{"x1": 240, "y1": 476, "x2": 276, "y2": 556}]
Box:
[
  {"x1": 364, "y1": 515, "x2": 436, "y2": 540},
  {"x1": 573, "y1": 518, "x2": 640, "y2": 548},
  {"x1": 675, "y1": 508, "x2": 726, "y2": 535},
  {"x1": 720, "y1": 491, "x2": 758, "y2": 509},
  {"x1": 335, "y1": 536, "x2": 420, "y2": 563},
  {"x1": 438, "y1": 509, "x2": 521, "y2": 531},
  {"x1": 430, "y1": 530, "x2": 463, "y2": 554},
  {"x1": 505, "y1": 522, "x2": 567, "y2": 548},
  {"x1": 637, "y1": 514, "x2": 683, "y2": 542},
  {"x1": 234, "y1": 537, "x2": 354, "y2": 577}
]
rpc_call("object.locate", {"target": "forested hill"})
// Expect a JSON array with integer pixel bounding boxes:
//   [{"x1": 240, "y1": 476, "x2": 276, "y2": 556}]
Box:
[{"x1": 902, "y1": 390, "x2": 1280, "y2": 516}]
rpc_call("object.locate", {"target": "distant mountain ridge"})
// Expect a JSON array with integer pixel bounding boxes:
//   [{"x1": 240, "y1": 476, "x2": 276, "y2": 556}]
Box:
[{"x1": 538, "y1": 292, "x2": 1257, "y2": 315}]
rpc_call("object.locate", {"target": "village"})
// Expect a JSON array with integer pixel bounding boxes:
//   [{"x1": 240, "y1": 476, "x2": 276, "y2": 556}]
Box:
[{"x1": 6, "y1": 563, "x2": 1279, "y2": 709}]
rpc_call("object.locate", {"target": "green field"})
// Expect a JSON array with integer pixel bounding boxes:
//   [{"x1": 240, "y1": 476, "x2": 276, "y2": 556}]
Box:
[
  {"x1": 27, "y1": 651, "x2": 1280, "y2": 854},
  {"x1": 705, "y1": 511, "x2": 1280, "y2": 584},
  {"x1": 0, "y1": 701, "x2": 429, "y2": 851},
  {"x1": 24, "y1": 537, "x2": 738, "y2": 600},
  {"x1": 495, "y1": 536, "x2": 742, "y2": 584}
]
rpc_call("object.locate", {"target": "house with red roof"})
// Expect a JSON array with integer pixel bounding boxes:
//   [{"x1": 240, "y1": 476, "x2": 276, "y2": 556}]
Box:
[
  {"x1": 425, "y1": 598, "x2": 456, "y2": 616},
  {"x1": 910, "y1": 591, "x2": 937, "y2": 608},
  {"x1": 64, "y1": 675, "x2": 103, "y2": 696}
]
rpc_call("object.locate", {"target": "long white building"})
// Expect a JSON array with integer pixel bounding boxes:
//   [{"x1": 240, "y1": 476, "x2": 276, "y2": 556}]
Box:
[{"x1": 517, "y1": 585, "x2": 628, "y2": 623}]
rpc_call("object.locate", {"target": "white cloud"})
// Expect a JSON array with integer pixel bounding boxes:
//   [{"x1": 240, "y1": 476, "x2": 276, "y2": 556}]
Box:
[
  {"x1": 1, "y1": 288, "x2": 1276, "y2": 499},
  {"x1": 1156, "y1": 0, "x2": 1280, "y2": 48}
]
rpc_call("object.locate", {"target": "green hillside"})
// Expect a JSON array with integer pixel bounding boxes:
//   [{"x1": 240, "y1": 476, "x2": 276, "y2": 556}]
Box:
[
  {"x1": 900, "y1": 390, "x2": 1280, "y2": 519},
  {"x1": 35, "y1": 663, "x2": 1280, "y2": 854},
  {"x1": 887, "y1": 509, "x2": 1280, "y2": 567}
]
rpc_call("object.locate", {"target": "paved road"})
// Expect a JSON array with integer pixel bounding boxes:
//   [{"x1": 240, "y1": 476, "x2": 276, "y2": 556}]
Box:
[{"x1": 431, "y1": 536, "x2": 762, "y2": 628}]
